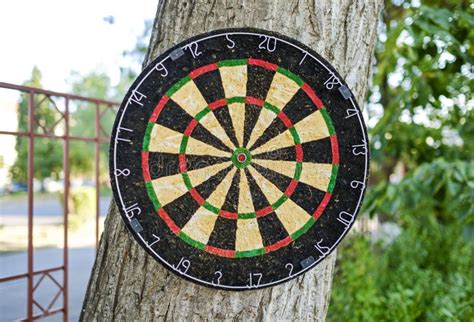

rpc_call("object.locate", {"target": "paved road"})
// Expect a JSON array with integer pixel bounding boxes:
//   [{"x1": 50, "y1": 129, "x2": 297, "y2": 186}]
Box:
[
  {"x1": 0, "y1": 196, "x2": 111, "y2": 217},
  {"x1": 0, "y1": 196, "x2": 111, "y2": 226},
  {"x1": 0, "y1": 247, "x2": 96, "y2": 321}
]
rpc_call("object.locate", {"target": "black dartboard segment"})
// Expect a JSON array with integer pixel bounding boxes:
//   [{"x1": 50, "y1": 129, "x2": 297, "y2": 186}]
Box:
[{"x1": 110, "y1": 28, "x2": 369, "y2": 290}]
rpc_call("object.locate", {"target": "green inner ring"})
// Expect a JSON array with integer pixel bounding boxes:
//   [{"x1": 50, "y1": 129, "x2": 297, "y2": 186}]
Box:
[{"x1": 231, "y1": 147, "x2": 252, "y2": 169}]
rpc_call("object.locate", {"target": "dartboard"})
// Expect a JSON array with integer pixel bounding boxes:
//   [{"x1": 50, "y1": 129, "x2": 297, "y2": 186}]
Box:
[{"x1": 110, "y1": 28, "x2": 369, "y2": 290}]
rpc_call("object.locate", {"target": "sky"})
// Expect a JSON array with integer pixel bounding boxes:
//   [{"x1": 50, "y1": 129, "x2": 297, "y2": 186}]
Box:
[{"x1": 0, "y1": 0, "x2": 157, "y2": 94}]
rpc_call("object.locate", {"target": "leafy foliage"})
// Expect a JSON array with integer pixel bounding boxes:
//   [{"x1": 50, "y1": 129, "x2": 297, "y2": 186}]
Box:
[
  {"x1": 365, "y1": 159, "x2": 474, "y2": 228},
  {"x1": 329, "y1": 0, "x2": 473, "y2": 320},
  {"x1": 369, "y1": 0, "x2": 473, "y2": 180},
  {"x1": 329, "y1": 161, "x2": 474, "y2": 321}
]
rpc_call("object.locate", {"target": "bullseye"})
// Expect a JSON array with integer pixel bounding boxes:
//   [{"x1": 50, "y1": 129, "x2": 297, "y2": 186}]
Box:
[{"x1": 231, "y1": 147, "x2": 252, "y2": 169}]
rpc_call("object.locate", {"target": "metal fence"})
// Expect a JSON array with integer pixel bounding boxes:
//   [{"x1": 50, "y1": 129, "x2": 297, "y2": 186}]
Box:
[{"x1": 0, "y1": 82, "x2": 119, "y2": 321}]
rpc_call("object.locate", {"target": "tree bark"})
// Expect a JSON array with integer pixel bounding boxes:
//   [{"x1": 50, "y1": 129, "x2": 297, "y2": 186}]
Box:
[{"x1": 81, "y1": 1, "x2": 382, "y2": 321}]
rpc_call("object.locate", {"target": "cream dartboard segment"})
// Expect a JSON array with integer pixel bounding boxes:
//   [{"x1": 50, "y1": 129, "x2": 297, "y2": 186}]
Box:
[{"x1": 110, "y1": 28, "x2": 369, "y2": 290}]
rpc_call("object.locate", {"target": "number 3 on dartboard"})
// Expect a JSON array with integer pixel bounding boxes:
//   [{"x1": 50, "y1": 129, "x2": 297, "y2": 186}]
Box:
[
  {"x1": 212, "y1": 271, "x2": 222, "y2": 286},
  {"x1": 258, "y1": 36, "x2": 277, "y2": 52}
]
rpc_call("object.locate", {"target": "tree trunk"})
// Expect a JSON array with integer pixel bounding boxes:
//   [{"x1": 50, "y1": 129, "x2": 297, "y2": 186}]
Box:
[{"x1": 81, "y1": 1, "x2": 382, "y2": 321}]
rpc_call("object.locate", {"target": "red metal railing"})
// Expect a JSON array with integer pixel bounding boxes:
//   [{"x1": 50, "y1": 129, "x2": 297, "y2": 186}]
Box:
[{"x1": 0, "y1": 81, "x2": 119, "y2": 321}]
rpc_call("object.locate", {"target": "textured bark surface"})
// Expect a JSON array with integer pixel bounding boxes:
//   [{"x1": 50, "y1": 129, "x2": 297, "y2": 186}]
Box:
[{"x1": 81, "y1": 1, "x2": 382, "y2": 321}]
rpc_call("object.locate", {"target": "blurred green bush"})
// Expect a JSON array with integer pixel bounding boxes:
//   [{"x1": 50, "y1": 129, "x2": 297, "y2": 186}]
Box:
[
  {"x1": 59, "y1": 186, "x2": 96, "y2": 230},
  {"x1": 328, "y1": 160, "x2": 474, "y2": 321}
]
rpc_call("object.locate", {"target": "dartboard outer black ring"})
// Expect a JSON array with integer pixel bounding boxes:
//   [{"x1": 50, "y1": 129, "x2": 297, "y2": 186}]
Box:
[{"x1": 110, "y1": 28, "x2": 370, "y2": 291}]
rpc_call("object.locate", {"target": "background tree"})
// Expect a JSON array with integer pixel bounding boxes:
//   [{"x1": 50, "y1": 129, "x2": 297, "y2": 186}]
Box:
[
  {"x1": 10, "y1": 66, "x2": 63, "y2": 191},
  {"x1": 120, "y1": 19, "x2": 153, "y2": 85},
  {"x1": 81, "y1": 1, "x2": 382, "y2": 320},
  {"x1": 68, "y1": 71, "x2": 113, "y2": 180}
]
